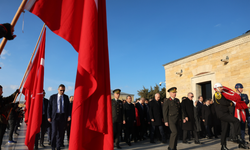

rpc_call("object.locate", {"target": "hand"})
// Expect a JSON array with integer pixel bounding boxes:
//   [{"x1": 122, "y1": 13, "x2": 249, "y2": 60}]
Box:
[
  {"x1": 185, "y1": 117, "x2": 188, "y2": 121},
  {"x1": 48, "y1": 118, "x2": 51, "y2": 122},
  {"x1": 165, "y1": 122, "x2": 169, "y2": 126},
  {"x1": 123, "y1": 120, "x2": 126, "y2": 124},
  {"x1": 203, "y1": 119, "x2": 205, "y2": 122},
  {"x1": 151, "y1": 119, "x2": 154, "y2": 122},
  {"x1": 67, "y1": 117, "x2": 71, "y2": 121},
  {"x1": 148, "y1": 122, "x2": 150, "y2": 124},
  {"x1": 2, "y1": 23, "x2": 15, "y2": 40},
  {"x1": 183, "y1": 119, "x2": 186, "y2": 123},
  {"x1": 11, "y1": 103, "x2": 15, "y2": 107},
  {"x1": 15, "y1": 89, "x2": 20, "y2": 95}
]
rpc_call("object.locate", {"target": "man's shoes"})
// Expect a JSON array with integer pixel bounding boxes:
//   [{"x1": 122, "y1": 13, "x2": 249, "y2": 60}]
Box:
[
  {"x1": 162, "y1": 140, "x2": 167, "y2": 144},
  {"x1": 150, "y1": 141, "x2": 155, "y2": 143},
  {"x1": 40, "y1": 143, "x2": 45, "y2": 147},
  {"x1": 168, "y1": 147, "x2": 174, "y2": 150},
  {"x1": 34, "y1": 147, "x2": 38, "y2": 150},
  {"x1": 207, "y1": 136, "x2": 213, "y2": 139},
  {"x1": 126, "y1": 142, "x2": 131, "y2": 146},
  {"x1": 238, "y1": 143, "x2": 248, "y2": 149},
  {"x1": 195, "y1": 141, "x2": 202, "y2": 144},
  {"x1": 48, "y1": 142, "x2": 51, "y2": 145},
  {"x1": 214, "y1": 136, "x2": 218, "y2": 138},
  {"x1": 116, "y1": 145, "x2": 122, "y2": 149},
  {"x1": 221, "y1": 145, "x2": 229, "y2": 150},
  {"x1": 61, "y1": 144, "x2": 65, "y2": 148},
  {"x1": 182, "y1": 141, "x2": 190, "y2": 144},
  {"x1": 8, "y1": 140, "x2": 17, "y2": 144},
  {"x1": 237, "y1": 135, "x2": 245, "y2": 144},
  {"x1": 14, "y1": 132, "x2": 19, "y2": 135}
]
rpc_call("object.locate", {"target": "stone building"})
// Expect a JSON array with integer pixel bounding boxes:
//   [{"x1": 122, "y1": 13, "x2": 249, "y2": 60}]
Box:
[
  {"x1": 111, "y1": 90, "x2": 134, "y2": 101},
  {"x1": 163, "y1": 32, "x2": 250, "y2": 101}
]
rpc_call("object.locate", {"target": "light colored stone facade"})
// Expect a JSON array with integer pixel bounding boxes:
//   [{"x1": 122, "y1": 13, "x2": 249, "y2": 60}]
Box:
[{"x1": 163, "y1": 33, "x2": 250, "y2": 102}]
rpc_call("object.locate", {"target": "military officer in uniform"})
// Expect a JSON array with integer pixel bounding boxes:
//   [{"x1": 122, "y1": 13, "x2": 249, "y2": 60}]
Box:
[
  {"x1": 112, "y1": 89, "x2": 123, "y2": 149},
  {"x1": 213, "y1": 83, "x2": 247, "y2": 150},
  {"x1": 163, "y1": 87, "x2": 181, "y2": 150},
  {"x1": 235, "y1": 83, "x2": 250, "y2": 142}
]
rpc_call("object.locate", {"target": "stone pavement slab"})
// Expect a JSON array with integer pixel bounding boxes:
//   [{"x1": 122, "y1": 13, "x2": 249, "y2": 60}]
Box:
[{"x1": 3, "y1": 122, "x2": 250, "y2": 150}]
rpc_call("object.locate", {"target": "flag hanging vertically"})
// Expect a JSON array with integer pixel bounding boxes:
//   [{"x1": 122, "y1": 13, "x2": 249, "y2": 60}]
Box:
[
  {"x1": 25, "y1": 0, "x2": 113, "y2": 150},
  {"x1": 22, "y1": 28, "x2": 46, "y2": 150}
]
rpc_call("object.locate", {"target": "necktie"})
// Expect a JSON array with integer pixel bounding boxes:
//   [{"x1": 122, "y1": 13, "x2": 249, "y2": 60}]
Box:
[{"x1": 59, "y1": 96, "x2": 62, "y2": 113}]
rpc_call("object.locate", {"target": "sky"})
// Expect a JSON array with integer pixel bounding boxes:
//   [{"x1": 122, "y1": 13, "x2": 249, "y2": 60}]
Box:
[{"x1": 0, "y1": 0, "x2": 249, "y2": 100}]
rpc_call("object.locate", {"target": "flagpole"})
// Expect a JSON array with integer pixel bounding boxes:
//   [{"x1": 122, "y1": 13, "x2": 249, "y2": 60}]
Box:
[
  {"x1": 6, "y1": 24, "x2": 46, "y2": 120},
  {"x1": 0, "y1": 0, "x2": 28, "y2": 55}
]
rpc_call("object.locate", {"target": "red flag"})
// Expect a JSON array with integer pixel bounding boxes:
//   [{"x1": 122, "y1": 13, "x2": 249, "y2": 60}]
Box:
[
  {"x1": 22, "y1": 38, "x2": 42, "y2": 124},
  {"x1": 22, "y1": 28, "x2": 46, "y2": 149},
  {"x1": 214, "y1": 86, "x2": 248, "y2": 122},
  {"x1": 26, "y1": 0, "x2": 113, "y2": 150}
]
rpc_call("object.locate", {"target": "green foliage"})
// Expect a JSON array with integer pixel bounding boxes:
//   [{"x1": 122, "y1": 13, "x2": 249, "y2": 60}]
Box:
[{"x1": 137, "y1": 84, "x2": 166, "y2": 101}]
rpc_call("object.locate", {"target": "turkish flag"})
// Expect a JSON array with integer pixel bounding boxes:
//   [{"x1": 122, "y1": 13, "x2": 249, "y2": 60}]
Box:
[
  {"x1": 25, "y1": 0, "x2": 113, "y2": 150},
  {"x1": 22, "y1": 28, "x2": 46, "y2": 149},
  {"x1": 219, "y1": 86, "x2": 248, "y2": 122}
]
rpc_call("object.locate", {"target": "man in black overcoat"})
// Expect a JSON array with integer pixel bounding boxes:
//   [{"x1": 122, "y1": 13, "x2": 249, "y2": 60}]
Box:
[
  {"x1": 202, "y1": 99, "x2": 212, "y2": 138},
  {"x1": 123, "y1": 95, "x2": 136, "y2": 146},
  {"x1": 197, "y1": 95, "x2": 205, "y2": 138},
  {"x1": 149, "y1": 93, "x2": 166, "y2": 143},
  {"x1": 163, "y1": 87, "x2": 181, "y2": 150},
  {"x1": 181, "y1": 92, "x2": 200, "y2": 144},
  {"x1": 135, "y1": 97, "x2": 147, "y2": 141}
]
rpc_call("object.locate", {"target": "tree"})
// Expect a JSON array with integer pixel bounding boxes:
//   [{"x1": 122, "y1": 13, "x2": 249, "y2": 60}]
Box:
[{"x1": 137, "y1": 84, "x2": 167, "y2": 101}]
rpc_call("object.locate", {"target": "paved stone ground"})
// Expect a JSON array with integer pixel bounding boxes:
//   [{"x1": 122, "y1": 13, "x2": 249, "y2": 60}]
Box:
[{"x1": 2, "y1": 122, "x2": 250, "y2": 150}]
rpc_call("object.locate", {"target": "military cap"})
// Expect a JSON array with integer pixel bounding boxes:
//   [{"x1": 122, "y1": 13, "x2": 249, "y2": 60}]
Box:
[
  {"x1": 168, "y1": 87, "x2": 177, "y2": 93},
  {"x1": 113, "y1": 89, "x2": 121, "y2": 94}
]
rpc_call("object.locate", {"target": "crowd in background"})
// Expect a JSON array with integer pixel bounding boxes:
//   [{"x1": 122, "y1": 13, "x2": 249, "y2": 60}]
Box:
[{"x1": 112, "y1": 84, "x2": 250, "y2": 150}]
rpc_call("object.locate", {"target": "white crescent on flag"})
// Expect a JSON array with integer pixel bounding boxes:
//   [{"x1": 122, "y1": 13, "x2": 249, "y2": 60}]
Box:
[
  {"x1": 25, "y1": 0, "x2": 36, "y2": 11},
  {"x1": 40, "y1": 58, "x2": 44, "y2": 66}
]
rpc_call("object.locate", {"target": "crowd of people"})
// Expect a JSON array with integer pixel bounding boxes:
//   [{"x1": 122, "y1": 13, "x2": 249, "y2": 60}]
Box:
[
  {"x1": 112, "y1": 83, "x2": 250, "y2": 150},
  {"x1": 0, "y1": 85, "x2": 23, "y2": 150},
  {"x1": 1, "y1": 81, "x2": 250, "y2": 150},
  {"x1": 0, "y1": 84, "x2": 74, "y2": 150}
]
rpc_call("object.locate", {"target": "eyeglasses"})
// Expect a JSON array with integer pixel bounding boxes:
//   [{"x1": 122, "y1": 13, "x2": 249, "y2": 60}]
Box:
[
  {"x1": 60, "y1": 90, "x2": 65, "y2": 92},
  {"x1": 191, "y1": 96, "x2": 194, "y2": 98}
]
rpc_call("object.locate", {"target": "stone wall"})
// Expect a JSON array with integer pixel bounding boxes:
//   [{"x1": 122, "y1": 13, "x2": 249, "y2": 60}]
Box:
[{"x1": 163, "y1": 33, "x2": 250, "y2": 102}]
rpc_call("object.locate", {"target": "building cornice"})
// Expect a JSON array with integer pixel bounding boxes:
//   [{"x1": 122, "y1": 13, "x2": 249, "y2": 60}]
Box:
[{"x1": 163, "y1": 33, "x2": 250, "y2": 69}]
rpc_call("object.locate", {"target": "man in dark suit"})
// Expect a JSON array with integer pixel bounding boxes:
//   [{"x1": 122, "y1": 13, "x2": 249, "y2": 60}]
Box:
[
  {"x1": 123, "y1": 95, "x2": 136, "y2": 146},
  {"x1": 197, "y1": 95, "x2": 205, "y2": 138},
  {"x1": 202, "y1": 99, "x2": 212, "y2": 139},
  {"x1": 67, "y1": 96, "x2": 73, "y2": 143},
  {"x1": 47, "y1": 84, "x2": 70, "y2": 150},
  {"x1": 182, "y1": 92, "x2": 200, "y2": 144},
  {"x1": 213, "y1": 83, "x2": 246, "y2": 150},
  {"x1": 35, "y1": 90, "x2": 49, "y2": 149},
  {"x1": 149, "y1": 93, "x2": 166, "y2": 143},
  {"x1": 163, "y1": 87, "x2": 181, "y2": 150},
  {"x1": 135, "y1": 97, "x2": 147, "y2": 141},
  {"x1": 112, "y1": 89, "x2": 123, "y2": 149},
  {"x1": 40, "y1": 90, "x2": 49, "y2": 147}
]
